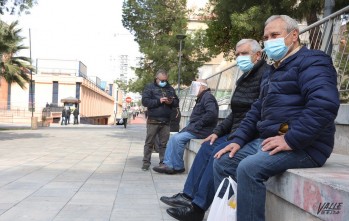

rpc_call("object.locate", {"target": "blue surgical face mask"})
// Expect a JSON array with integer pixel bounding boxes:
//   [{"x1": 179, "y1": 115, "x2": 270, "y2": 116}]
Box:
[
  {"x1": 158, "y1": 81, "x2": 167, "y2": 87},
  {"x1": 236, "y1": 55, "x2": 254, "y2": 73},
  {"x1": 263, "y1": 30, "x2": 294, "y2": 61}
]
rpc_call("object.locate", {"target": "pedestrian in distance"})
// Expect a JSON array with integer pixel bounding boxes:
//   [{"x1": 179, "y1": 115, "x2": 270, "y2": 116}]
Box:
[
  {"x1": 61, "y1": 108, "x2": 67, "y2": 125},
  {"x1": 67, "y1": 107, "x2": 71, "y2": 124},
  {"x1": 121, "y1": 109, "x2": 128, "y2": 128},
  {"x1": 73, "y1": 107, "x2": 79, "y2": 125}
]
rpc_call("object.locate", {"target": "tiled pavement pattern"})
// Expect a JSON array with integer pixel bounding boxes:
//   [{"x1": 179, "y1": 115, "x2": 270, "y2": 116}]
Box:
[{"x1": 0, "y1": 115, "x2": 201, "y2": 221}]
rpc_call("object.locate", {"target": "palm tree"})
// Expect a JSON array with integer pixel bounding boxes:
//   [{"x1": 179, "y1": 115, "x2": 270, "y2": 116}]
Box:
[{"x1": 0, "y1": 20, "x2": 34, "y2": 89}]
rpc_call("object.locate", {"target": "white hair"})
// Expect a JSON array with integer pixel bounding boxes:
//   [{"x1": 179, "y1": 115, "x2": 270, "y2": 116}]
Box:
[
  {"x1": 236, "y1": 39, "x2": 262, "y2": 53},
  {"x1": 265, "y1": 15, "x2": 299, "y2": 32}
]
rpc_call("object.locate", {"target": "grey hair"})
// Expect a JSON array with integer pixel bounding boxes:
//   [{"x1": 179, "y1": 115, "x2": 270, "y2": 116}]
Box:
[
  {"x1": 156, "y1": 69, "x2": 168, "y2": 78},
  {"x1": 236, "y1": 39, "x2": 262, "y2": 53},
  {"x1": 265, "y1": 15, "x2": 299, "y2": 32}
]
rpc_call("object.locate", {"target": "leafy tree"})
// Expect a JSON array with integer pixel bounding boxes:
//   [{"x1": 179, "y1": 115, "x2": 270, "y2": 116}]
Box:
[
  {"x1": 0, "y1": 0, "x2": 37, "y2": 15},
  {"x1": 0, "y1": 20, "x2": 34, "y2": 89},
  {"x1": 114, "y1": 79, "x2": 130, "y2": 92},
  {"x1": 203, "y1": 0, "x2": 349, "y2": 58},
  {"x1": 122, "y1": 0, "x2": 213, "y2": 93}
]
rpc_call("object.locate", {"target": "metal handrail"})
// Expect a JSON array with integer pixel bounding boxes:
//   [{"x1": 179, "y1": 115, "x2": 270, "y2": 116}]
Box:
[
  {"x1": 300, "y1": 5, "x2": 349, "y2": 34},
  {"x1": 179, "y1": 6, "x2": 349, "y2": 110}
]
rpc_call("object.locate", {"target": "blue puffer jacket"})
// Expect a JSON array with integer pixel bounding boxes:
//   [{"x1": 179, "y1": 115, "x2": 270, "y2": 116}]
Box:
[
  {"x1": 231, "y1": 47, "x2": 340, "y2": 166},
  {"x1": 181, "y1": 89, "x2": 219, "y2": 138}
]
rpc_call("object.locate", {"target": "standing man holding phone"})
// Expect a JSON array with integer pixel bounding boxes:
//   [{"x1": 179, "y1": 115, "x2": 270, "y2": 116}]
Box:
[{"x1": 141, "y1": 69, "x2": 179, "y2": 171}]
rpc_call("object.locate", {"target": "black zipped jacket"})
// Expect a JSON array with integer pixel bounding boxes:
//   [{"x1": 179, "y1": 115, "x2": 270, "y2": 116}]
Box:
[
  {"x1": 142, "y1": 80, "x2": 179, "y2": 123},
  {"x1": 212, "y1": 60, "x2": 268, "y2": 139}
]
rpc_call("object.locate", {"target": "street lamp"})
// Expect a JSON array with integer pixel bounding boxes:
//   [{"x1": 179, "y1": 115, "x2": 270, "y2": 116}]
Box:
[
  {"x1": 29, "y1": 28, "x2": 33, "y2": 118},
  {"x1": 176, "y1": 34, "x2": 186, "y2": 95}
]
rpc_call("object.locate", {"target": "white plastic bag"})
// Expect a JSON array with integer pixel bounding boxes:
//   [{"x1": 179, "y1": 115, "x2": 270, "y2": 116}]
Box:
[
  {"x1": 207, "y1": 176, "x2": 237, "y2": 221},
  {"x1": 119, "y1": 118, "x2": 124, "y2": 124}
]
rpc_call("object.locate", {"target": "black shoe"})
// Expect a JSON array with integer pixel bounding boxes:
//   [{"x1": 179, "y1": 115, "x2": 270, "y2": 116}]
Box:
[
  {"x1": 160, "y1": 193, "x2": 191, "y2": 207},
  {"x1": 174, "y1": 168, "x2": 185, "y2": 174},
  {"x1": 153, "y1": 164, "x2": 175, "y2": 174},
  {"x1": 141, "y1": 164, "x2": 150, "y2": 171},
  {"x1": 166, "y1": 205, "x2": 204, "y2": 221}
]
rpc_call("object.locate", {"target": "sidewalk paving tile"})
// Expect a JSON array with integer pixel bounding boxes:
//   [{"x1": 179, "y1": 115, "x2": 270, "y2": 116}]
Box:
[{"x1": 0, "y1": 115, "x2": 209, "y2": 220}]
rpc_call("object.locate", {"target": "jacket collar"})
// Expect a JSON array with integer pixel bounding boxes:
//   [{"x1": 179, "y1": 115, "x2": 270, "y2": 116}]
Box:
[{"x1": 196, "y1": 88, "x2": 210, "y2": 102}]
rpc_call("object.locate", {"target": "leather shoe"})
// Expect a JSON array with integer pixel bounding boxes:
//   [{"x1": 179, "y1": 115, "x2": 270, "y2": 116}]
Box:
[
  {"x1": 166, "y1": 205, "x2": 204, "y2": 221},
  {"x1": 152, "y1": 164, "x2": 175, "y2": 174},
  {"x1": 160, "y1": 193, "x2": 191, "y2": 207}
]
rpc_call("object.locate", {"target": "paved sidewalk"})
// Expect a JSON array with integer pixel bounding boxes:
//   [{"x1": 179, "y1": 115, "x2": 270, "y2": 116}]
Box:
[{"x1": 0, "y1": 115, "x2": 191, "y2": 221}]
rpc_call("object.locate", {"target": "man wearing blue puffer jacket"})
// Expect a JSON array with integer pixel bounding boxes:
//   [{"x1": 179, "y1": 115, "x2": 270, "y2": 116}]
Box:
[{"x1": 213, "y1": 15, "x2": 340, "y2": 221}]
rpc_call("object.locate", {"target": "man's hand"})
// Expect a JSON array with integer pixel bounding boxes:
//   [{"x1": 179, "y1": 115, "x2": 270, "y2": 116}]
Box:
[
  {"x1": 203, "y1": 133, "x2": 218, "y2": 145},
  {"x1": 160, "y1": 97, "x2": 168, "y2": 103},
  {"x1": 214, "y1": 143, "x2": 240, "y2": 159},
  {"x1": 262, "y1": 135, "x2": 292, "y2": 155},
  {"x1": 164, "y1": 97, "x2": 173, "y2": 104}
]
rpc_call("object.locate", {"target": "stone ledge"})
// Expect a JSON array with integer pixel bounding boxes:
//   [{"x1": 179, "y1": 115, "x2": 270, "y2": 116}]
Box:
[
  {"x1": 185, "y1": 139, "x2": 349, "y2": 221},
  {"x1": 266, "y1": 153, "x2": 349, "y2": 221}
]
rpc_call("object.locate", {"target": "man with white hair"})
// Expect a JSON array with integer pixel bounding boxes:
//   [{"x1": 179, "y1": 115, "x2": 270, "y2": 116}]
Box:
[
  {"x1": 153, "y1": 79, "x2": 218, "y2": 174},
  {"x1": 213, "y1": 15, "x2": 340, "y2": 221},
  {"x1": 163, "y1": 38, "x2": 268, "y2": 221}
]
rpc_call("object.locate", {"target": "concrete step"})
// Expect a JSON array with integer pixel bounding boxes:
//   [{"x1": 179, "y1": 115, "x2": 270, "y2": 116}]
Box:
[
  {"x1": 266, "y1": 153, "x2": 349, "y2": 221},
  {"x1": 185, "y1": 139, "x2": 349, "y2": 221}
]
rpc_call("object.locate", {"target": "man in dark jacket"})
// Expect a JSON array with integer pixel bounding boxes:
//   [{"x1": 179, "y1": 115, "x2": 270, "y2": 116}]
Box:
[
  {"x1": 213, "y1": 15, "x2": 340, "y2": 221},
  {"x1": 163, "y1": 39, "x2": 268, "y2": 221},
  {"x1": 73, "y1": 107, "x2": 79, "y2": 125},
  {"x1": 61, "y1": 108, "x2": 67, "y2": 125},
  {"x1": 141, "y1": 69, "x2": 179, "y2": 171},
  {"x1": 153, "y1": 79, "x2": 218, "y2": 174}
]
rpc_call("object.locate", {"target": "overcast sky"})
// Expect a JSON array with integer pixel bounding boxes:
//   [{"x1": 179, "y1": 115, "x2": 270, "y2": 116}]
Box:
[
  {"x1": 2, "y1": 0, "x2": 141, "y2": 81},
  {"x1": 2, "y1": 0, "x2": 208, "y2": 82}
]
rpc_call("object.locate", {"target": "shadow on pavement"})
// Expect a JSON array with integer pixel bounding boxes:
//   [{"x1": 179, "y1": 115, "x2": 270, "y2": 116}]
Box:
[{"x1": 0, "y1": 132, "x2": 45, "y2": 141}]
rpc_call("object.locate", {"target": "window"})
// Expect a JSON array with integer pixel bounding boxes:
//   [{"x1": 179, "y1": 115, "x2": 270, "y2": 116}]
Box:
[
  {"x1": 52, "y1": 81, "x2": 58, "y2": 105},
  {"x1": 76, "y1": 83, "x2": 81, "y2": 99}
]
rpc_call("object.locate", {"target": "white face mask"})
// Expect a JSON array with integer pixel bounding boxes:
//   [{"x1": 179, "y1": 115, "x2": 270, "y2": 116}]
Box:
[{"x1": 189, "y1": 81, "x2": 207, "y2": 96}]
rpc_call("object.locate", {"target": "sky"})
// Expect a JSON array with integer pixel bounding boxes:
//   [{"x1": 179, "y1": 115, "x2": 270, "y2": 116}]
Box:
[
  {"x1": 1, "y1": 0, "x2": 209, "y2": 82},
  {"x1": 2, "y1": 0, "x2": 141, "y2": 82}
]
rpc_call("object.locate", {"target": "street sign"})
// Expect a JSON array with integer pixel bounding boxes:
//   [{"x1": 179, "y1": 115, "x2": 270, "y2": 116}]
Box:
[{"x1": 125, "y1": 97, "x2": 132, "y2": 103}]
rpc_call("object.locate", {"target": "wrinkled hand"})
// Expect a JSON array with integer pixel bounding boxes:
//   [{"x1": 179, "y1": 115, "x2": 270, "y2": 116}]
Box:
[
  {"x1": 262, "y1": 135, "x2": 292, "y2": 155},
  {"x1": 203, "y1": 133, "x2": 218, "y2": 145},
  {"x1": 214, "y1": 143, "x2": 240, "y2": 159}
]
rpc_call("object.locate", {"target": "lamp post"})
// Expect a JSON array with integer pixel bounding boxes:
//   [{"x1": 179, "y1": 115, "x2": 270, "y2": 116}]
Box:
[
  {"x1": 29, "y1": 28, "x2": 33, "y2": 118},
  {"x1": 176, "y1": 34, "x2": 186, "y2": 95}
]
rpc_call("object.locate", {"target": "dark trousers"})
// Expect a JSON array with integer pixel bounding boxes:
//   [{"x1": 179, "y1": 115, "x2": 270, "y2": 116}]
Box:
[
  {"x1": 143, "y1": 123, "x2": 170, "y2": 166},
  {"x1": 74, "y1": 116, "x2": 79, "y2": 124}
]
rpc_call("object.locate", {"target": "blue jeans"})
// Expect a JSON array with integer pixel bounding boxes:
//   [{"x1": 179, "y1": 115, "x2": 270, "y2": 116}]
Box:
[
  {"x1": 163, "y1": 131, "x2": 197, "y2": 170},
  {"x1": 213, "y1": 138, "x2": 319, "y2": 221},
  {"x1": 183, "y1": 135, "x2": 232, "y2": 210}
]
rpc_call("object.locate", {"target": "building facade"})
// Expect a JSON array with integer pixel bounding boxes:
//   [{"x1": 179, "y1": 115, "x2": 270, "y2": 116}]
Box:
[{"x1": 0, "y1": 59, "x2": 118, "y2": 125}]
